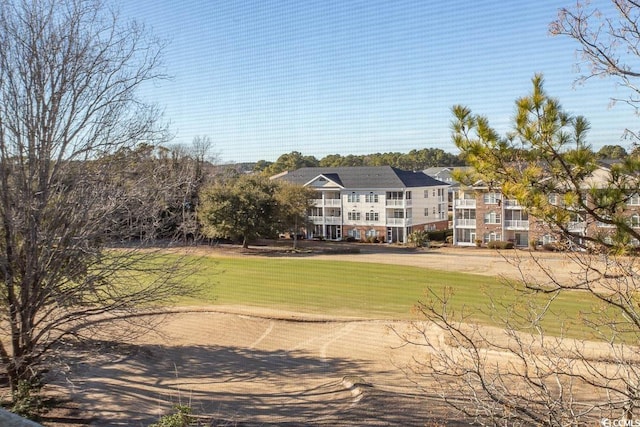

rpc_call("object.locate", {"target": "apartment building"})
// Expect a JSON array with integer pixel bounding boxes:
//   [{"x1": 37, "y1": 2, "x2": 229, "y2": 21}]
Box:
[
  {"x1": 275, "y1": 166, "x2": 449, "y2": 243},
  {"x1": 452, "y1": 163, "x2": 640, "y2": 248}
]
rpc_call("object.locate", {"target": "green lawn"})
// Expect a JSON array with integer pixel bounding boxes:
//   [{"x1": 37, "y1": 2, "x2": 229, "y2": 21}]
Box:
[{"x1": 176, "y1": 256, "x2": 608, "y2": 338}]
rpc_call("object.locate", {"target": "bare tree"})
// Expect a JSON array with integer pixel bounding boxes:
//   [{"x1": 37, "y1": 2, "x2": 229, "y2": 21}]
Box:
[
  {"x1": 402, "y1": 75, "x2": 640, "y2": 425},
  {"x1": 551, "y1": 1, "x2": 640, "y2": 120},
  {"x1": 0, "y1": 0, "x2": 195, "y2": 403}
]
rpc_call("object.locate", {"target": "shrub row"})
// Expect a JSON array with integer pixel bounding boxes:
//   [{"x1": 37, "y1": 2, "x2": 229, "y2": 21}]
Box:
[
  {"x1": 487, "y1": 240, "x2": 514, "y2": 250},
  {"x1": 425, "y1": 229, "x2": 453, "y2": 242}
]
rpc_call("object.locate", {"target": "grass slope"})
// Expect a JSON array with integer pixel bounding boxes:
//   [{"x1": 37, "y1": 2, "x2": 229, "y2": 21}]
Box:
[{"x1": 179, "y1": 256, "x2": 605, "y2": 338}]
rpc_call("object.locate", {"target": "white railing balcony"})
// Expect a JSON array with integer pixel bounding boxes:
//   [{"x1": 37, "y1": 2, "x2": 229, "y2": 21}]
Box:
[
  {"x1": 386, "y1": 218, "x2": 412, "y2": 226},
  {"x1": 310, "y1": 215, "x2": 342, "y2": 224},
  {"x1": 385, "y1": 199, "x2": 411, "y2": 207},
  {"x1": 596, "y1": 221, "x2": 615, "y2": 228},
  {"x1": 455, "y1": 218, "x2": 476, "y2": 227},
  {"x1": 309, "y1": 215, "x2": 324, "y2": 224},
  {"x1": 324, "y1": 216, "x2": 342, "y2": 224},
  {"x1": 504, "y1": 220, "x2": 529, "y2": 229},
  {"x1": 504, "y1": 200, "x2": 522, "y2": 209},
  {"x1": 324, "y1": 198, "x2": 341, "y2": 206},
  {"x1": 455, "y1": 199, "x2": 476, "y2": 208}
]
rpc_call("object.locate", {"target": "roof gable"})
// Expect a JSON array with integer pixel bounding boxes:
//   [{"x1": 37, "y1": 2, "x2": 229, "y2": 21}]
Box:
[{"x1": 305, "y1": 173, "x2": 344, "y2": 188}]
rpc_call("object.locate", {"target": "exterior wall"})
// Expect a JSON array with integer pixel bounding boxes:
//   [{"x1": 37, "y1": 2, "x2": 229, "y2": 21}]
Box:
[
  {"x1": 342, "y1": 189, "x2": 387, "y2": 241},
  {"x1": 475, "y1": 190, "x2": 503, "y2": 243},
  {"x1": 343, "y1": 225, "x2": 387, "y2": 241},
  {"x1": 414, "y1": 186, "x2": 448, "y2": 230}
]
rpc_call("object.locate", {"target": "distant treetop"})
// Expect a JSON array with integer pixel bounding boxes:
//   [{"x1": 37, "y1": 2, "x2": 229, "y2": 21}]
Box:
[{"x1": 254, "y1": 148, "x2": 466, "y2": 175}]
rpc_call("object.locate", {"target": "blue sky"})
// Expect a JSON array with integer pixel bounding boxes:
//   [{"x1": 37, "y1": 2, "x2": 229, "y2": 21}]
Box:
[{"x1": 121, "y1": 1, "x2": 630, "y2": 163}]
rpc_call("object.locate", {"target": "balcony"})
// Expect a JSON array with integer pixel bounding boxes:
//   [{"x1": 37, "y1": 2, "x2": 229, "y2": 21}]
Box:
[
  {"x1": 455, "y1": 218, "x2": 476, "y2": 228},
  {"x1": 309, "y1": 215, "x2": 323, "y2": 224},
  {"x1": 504, "y1": 220, "x2": 529, "y2": 229},
  {"x1": 309, "y1": 215, "x2": 341, "y2": 224},
  {"x1": 503, "y1": 200, "x2": 523, "y2": 209},
  {"x1": 454, "y1": 199, "x2": 476, "y2": 208},
  {"x1": 385, "y1": 199, "x2": 411, "y2": 207},
  {"x1": 386, "y1": 218, "x2": 412, "y2": 226},
  {"x1": 313, "y1": 198, "x2": 341, "y2": 206}
]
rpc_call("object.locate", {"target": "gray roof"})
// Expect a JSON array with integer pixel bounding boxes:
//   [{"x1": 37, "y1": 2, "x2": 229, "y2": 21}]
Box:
[
  {"x1": 276, "y1": 166, "x2": 448, "y2": 189},
  {"x1": 423, "y1": 166, "x2": 473, "y2": 188}
]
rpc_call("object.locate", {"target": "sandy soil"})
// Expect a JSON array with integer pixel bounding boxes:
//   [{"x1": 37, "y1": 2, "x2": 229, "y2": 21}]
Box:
[{"x1": 39, "y1": 244, "x2": 584, "y2": 426}]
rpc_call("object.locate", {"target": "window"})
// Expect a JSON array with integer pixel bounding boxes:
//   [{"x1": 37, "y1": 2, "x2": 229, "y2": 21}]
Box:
[
  {"x1": 483, "y1": 232, "x2": 501, "y2": 243},
  {"x1": 386, "y1": 191, "x2": 402, "y2": 200},
  {"x1": 365, "y1": 192, "x2": 379, "y2": 203},
  {"x1": 347, "y1": 229, "x2": 361, "y2": 240},
  {"x1": 483, "y1": 192, "x2": 501, "y2": 204},
  {"x1": 424, "y1": 208, "x2": 429, "y2": 217},
  {"x1": 424, "y1": 190, "x2": 429, "y2": 198},
  {"x1": 366, "y1": 229, "x2": 378, "y2": 238},
  {"x1": 347, "y1": 192, "x2": 360, "y2": 203},
  {"x1": 406, "y1": 191, "x2": 412, "y2": 200},
  {"x1": 432, "y1": 189, "x2": 436, "y2": 197},
  {"x1": 392, "y1": 209, "x2": 404, "y2": 218},
  {"x1": 548, "y1": 193, "x2": 558, "y2": 205},
  {"x1": 629, "y1": 194, "x2": 640, "y2": 206},
  {"x1": 631, "y1": 214, "x2": 640, "y2": 228},
  {"x1": 365, "y1": 211, "x2": 379, "y2": 221},
  {"x1": 348, "y1": 211, "x2": 361, "y2": 221},
  {"x1": 484, "y1": 211, "x2": 501, "y2": 224}
]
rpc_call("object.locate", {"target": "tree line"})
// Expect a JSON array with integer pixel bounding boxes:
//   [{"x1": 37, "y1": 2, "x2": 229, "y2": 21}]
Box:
[{"x1": 252, "y1": 144, "x2": 637, "y2": 177}]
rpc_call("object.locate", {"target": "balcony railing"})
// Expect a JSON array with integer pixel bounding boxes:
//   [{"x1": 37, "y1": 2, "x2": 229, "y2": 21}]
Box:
[
  {"x1": 454, "y1": 199, "x2": 476, "y2": 208},
  {"x1": 386, "y1": 218, "x2": 412, "y2": 226},
  {"x1": 385, "y1": 199, "x2": 412, "y2": 207},
  {"x1": 324, "y1": 216, "x2": 342, "y2": 224},
  {"x1": 310, "y1": 215, "x2": 341, "y2": 224},
  {"x1": 504, "y1": 220, "x2": 529, "y2": 229},
  {"x1": 455, "y1": 218, "x2": 476, "y2": 227},
  {"x1": 503, "y1": 200, "x2": 522, "y2": 209},
  {"x1": 313, "y1": 198, "x2": 341, "y2": 206}
]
